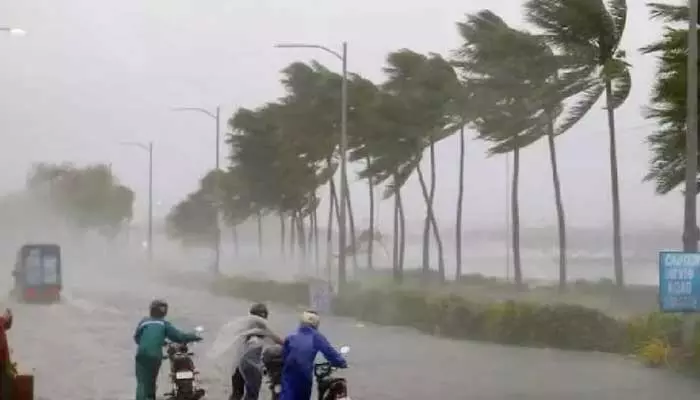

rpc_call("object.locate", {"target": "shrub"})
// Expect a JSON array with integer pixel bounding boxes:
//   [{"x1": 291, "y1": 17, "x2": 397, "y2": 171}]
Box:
[
  {"x1": 214, "y1": 276, "x2": 635, "y2": 354},
  {"x1": 636, "y1": 338, "x2": 672, "y2": 367}
]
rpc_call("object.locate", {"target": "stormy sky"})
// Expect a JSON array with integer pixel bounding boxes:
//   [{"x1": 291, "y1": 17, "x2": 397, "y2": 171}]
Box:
[{"x1": 0, "y1": 0, "x2": 685, "y2": 232}]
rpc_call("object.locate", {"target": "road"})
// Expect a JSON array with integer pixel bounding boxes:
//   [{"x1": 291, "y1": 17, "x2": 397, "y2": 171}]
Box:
[{"x1": 4, "y1": 257, "x2": 700, "y2": 400}]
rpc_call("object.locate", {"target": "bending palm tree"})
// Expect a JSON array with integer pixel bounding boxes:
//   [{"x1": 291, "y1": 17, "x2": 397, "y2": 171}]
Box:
[{"x1": 524, "y1": 0, "x2": 632, "y2": 288}]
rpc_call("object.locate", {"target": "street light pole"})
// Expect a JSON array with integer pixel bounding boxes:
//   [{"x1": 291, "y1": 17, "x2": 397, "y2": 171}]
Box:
[
  {"x1": 120, "y1": 141, "x2": 154, "y2": 262},
  {"x1": 171, "y1": 106, "x2": 222, "y2": 275},
  {"x1": 681, "y1": 0, "x2": 699, "y2": 350},
  {"x1": 683, "y1": 0, "x2": 699, "y2": 253},
  {"x1": 274, "y1": 41, "x2": 349, "y2": 291}
]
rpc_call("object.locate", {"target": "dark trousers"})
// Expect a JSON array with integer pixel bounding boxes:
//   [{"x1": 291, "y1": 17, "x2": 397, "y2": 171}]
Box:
[
  {"x1": 230, "y1": 363, "x2": 263, "y2": 400},
  {"x1": 135, "y1": 354, "x2": 162, "y2": 400},
  {"x1": 230, "y1": 368, "x2": 245, "y2": 400}
]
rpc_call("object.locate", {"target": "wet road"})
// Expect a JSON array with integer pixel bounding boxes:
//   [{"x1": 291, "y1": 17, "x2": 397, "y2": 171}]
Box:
[{"x1": 5, "y1": 258, "x2": 700, "y2": 400}]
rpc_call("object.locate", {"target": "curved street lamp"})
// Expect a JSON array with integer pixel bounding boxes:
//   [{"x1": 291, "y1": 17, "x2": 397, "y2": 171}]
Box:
[
  {"x1": 120, "y1": 141, "x2": 154, "y2": 263},
  {"x1": 274, "y1": 41, "x2": 349, "y2": 291},
  {"x1": 0, "y1": 27, "x2": 26, "y2": 37},
  {"x1": 170, "y1": 105, "x2": 222, "y2": 275}
]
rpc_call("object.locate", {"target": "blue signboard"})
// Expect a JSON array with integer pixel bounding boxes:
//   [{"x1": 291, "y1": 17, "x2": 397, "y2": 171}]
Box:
[{"x1": 659, "y1": 251, "x2": 700, "y2": 312}]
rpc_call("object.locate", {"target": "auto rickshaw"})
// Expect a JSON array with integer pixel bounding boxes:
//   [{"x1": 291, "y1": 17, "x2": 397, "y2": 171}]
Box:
[{"x1": 11, "y1": 244, "x2": 62, "y2": 304}]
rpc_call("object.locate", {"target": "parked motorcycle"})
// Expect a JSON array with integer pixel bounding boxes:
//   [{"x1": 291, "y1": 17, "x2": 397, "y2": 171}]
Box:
[
  {"x1": 262, "y1": 345, "x2": 351, "y2": 400},
  {"x1": 163, "y1": 326, "x2": 206, "y2": 400}
]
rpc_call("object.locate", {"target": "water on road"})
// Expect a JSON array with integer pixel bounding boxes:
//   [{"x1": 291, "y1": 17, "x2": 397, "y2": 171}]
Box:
[{"x1": 5, "y1": 259, "x2": 700, "y2": 400}]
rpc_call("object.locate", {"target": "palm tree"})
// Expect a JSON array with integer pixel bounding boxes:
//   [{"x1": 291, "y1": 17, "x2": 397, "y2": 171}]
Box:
[
  {"x1": 642, "y1": 3, "x2": 699, "y2": 194},
  {"x1": 455, "y1": 10, "x2": 570, "y2": 289},
  {"x1": 277, "y1": 61, "x2": 363, "y2": 274},
  {"x1": 346, "y1": 75, "x2": 384, "y2": 270},
  {"x1": 524, "y1": 0, "x2": 632, "y2": 288},
  {"x1": 359, "y1": 89, "x2": 423, "y2": 283},
  {"x1": 382, "y1": 49, "x2": 461, "y2": 283}
]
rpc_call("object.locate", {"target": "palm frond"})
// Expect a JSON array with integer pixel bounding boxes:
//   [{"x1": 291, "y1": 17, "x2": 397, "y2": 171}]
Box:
[{"x1": 555, "y1": 82, "x2": 605, "y2": 135}]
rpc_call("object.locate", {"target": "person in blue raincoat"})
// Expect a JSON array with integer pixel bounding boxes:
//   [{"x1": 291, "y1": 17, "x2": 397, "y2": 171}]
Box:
[
  {"x1": 279, "y1": 310, "x2": 347, "y2": 400},
  {"x1": 133, "y1": 299, "x2": 201, "y2": 400}
]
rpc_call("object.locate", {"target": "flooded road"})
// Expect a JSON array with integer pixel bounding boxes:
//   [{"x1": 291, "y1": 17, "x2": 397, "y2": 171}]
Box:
[{"x1": 5, "y1": 258, "x2": 700, "y2": 400}]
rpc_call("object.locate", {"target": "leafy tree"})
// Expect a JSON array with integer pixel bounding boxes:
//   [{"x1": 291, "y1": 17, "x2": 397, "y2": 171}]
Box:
[
  {"x1": 165, "y1": 189, "x2": 217, "y2": 247},
  {"x1": 642, "y1": 3, "x2": 700, "y2": 194},
  {"x1": 346, "y1": 74, "x2": 384, "y2": 270},
  {"x1": 278, "y1": 62, "x2": 363, "y2": 272},
  {"x1": 379, "y1": 49, "x2": 462, "y2": 283},
  {"x1": 27, "y1": 162, "x2": 134, "y2": 237},
  {"x1": 524, "y1": 0, "x2": 631, "y2": 287},
  {"x1": 454, "y1": 9, "x2": 590, "y2": 291}
]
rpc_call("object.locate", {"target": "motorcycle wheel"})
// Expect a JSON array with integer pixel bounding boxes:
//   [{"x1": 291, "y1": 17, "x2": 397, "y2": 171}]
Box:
[{"x1": 175, "y1": 380, "x2": 194, "y2": 399}]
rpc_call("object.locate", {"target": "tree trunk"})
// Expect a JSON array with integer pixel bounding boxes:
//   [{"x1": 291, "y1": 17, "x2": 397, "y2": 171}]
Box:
[
  {"x1": 312, "y1": 206, "x2": 320, "y2": 275},
  {"x1": 511, "y1": 145, "x2": 523, "y2": 289},
  {"x1": 297, "y1": 211, "x2": 307, "y2": 267},
  {"x1": 392, "y1": 175, "x2": 400, "y2": 283},
  {"x1": 280, "y1": 213, "x2": 286, "y2": 256},
  {"x1": 232, "y1": 224, "x2": 239, "y2": 256},
  {"x1": 366, "y1": 156, "x2": 375, "y2": 270},
  {"x1": 428, "y1": 140, "x2": 443, "y2": 281},
  {"x1": 326, "y1": 182, "x2": 335, "y2": 281},
  {"x1": 455, "y1": 126, "x2": 465, "y2": 280},
  {"x1": 419, "y1": 160, "x2": 432, "y2": 280},
  {"x1": 343, "y1": 176, "x2": 359, "y2": 273},
  {"x1": 290, "y1": 212, "x2": 297, "y2": 258},
  {"x1": 546, "y1": 116, "x2": 568, "y2": 292},
  {"x1": 331, "y1": 180, "x2": 341, "y2": 225},
  {"x1": 604, "y1": 79, "x2": 624, "y2": 288},
  {"x1": 416, "y1": 164, "x2": 445, "y2": 283},
  {"x1": 397, "y1": 187, "x2": 406, "y2": 281},
  {"x1": 256, "y1": 210, "x2": 263, "y2": 258}
]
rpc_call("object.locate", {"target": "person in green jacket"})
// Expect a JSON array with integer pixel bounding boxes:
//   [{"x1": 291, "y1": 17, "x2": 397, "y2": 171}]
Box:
[{"x1": 133, "y1": 299, "x2": 201, "y2": 400}]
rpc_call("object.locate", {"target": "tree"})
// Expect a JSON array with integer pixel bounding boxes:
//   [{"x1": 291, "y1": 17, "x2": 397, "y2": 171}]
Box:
[
  {"x1": 455, "y1": 10, "x2": 571, "y2": 289},
  {"x1": 228, "y1": 102, "x2": 320, "y2": 260},
  {"x1": 642, "y1": 3, "x2": 700, "y2": 194},
  {"x1": 358, "y1": 90, "x2": 420, "y2": 283},
  {"x1": 380, "y1": 49, "x2": 462, "y2": 283},
  {"x1": 165, "y1": 190, "x2": 217, "y2": 247},
  {"x1": 455, "y1": 9, "x2": 592, "y2": 291},
  {"x1": 524, "y1": 0, "x2": 632, "y2": 288},
  {"x1": 346, "y1": 74, "x2": 384, "y2": 270},
  {"x1": 27, "y1": 162, "x2": 134, "y2": 237}
]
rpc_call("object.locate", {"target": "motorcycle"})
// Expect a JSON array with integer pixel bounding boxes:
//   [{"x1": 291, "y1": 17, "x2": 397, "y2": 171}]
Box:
[
  {"x1": 163, "y1": 326, "x2": 206, "y2": 400},
  {"x1": 262, "y1": 345, "x2": 351, "y2": 400},
  {"x1": 314, "y1": 345, "x2": 351, "y2": 400},
  {"x1": 262, "y1": 344, "x2": 284, "y2": 400}
]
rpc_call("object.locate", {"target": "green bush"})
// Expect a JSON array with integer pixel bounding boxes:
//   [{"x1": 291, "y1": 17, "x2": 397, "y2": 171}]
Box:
[
  {"x1": 214, "y1": 275, "x2": 637, "y2": 353},
  {"x1": 212, "y1": 276, "x2": 310, "y2": 306}
]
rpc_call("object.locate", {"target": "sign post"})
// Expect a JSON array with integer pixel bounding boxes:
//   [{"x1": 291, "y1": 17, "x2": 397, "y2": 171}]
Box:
[{"x1": 659, "y1": 252, "x2": 700, "y2": 312}]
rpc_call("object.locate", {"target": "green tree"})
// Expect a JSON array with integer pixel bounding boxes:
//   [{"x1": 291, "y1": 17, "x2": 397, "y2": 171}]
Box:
[
  {"x1": 642, "y1": 3, "x2": 700, "y2": 194},
  {"x1": 380, "y1": 49, "x2": 462, "y2": 283},
  {"x1": 228, "y1": 100, "x2": 322, "y2": 265},
  {"x1": 455, "y1": 10, "x2": 574, "y2": 289},
  {"x1": 27, "y1": 162, "x2": 134, "y2": 237},
  {"x1": 346, "y1": 74, "x2": 384, "y2": 270},
  {"x1": 524, "y1": 0, "x2": 632, "y2": 287},
  {"x1": 455, "y1": 9, "x2": 591, "y2": 291},
  {"x1": 165, "y1": 190, "x2": 217, "y2": 247},
  {"x1": 358, "y1": 90, "x2": 419, "y2": 282}
]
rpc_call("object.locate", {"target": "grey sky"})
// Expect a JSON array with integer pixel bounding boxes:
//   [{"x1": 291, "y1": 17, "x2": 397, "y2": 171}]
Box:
[{"x1": 0, "y1": 0, "x2": 686, "y2": 233}]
